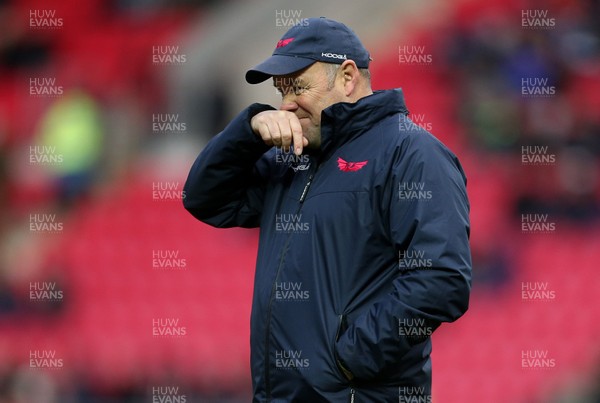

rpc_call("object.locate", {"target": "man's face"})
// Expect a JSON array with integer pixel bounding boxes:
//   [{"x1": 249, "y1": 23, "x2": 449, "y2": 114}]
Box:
[{"x1": 273, "y1": 62, "x2": 344, "y2": 150}]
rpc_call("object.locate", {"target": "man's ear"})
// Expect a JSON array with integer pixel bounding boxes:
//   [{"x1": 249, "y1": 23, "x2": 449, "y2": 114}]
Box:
[{"x1": 338, "y1": 60, "x2": 360, "y2": 98}]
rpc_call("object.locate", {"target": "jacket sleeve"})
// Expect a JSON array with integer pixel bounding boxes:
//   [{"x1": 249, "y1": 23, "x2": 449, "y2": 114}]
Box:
[
  {"x1": 183, "y1": 103, "x2": 275, "y2": 228},
  {"x1": 335, "y1": 131, "x2": 472, "y2": 380}
]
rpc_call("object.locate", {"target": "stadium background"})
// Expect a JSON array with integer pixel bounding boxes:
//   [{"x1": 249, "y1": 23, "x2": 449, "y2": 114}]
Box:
[{"x1": 0, "y1": 0, "x2": 599, "y2": 401}]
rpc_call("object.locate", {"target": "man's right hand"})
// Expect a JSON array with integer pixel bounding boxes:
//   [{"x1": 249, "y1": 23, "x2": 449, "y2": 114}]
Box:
[{"x1": 251, "y1": 110, "x2": 308, "y2": 155}]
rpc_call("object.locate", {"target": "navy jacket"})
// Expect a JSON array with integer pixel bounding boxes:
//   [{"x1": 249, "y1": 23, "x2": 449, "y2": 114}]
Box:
[{"x1": 184, "y1": 89, "x2": 472, "y2": 402}]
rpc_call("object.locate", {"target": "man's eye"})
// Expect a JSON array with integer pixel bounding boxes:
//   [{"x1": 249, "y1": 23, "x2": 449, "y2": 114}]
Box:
[
  {"x1": 277, "y1": 86, "x2": 307, "y2": 97},
  {"x1": 293, "y1": 86, "x2": 306, "y2": 95}
]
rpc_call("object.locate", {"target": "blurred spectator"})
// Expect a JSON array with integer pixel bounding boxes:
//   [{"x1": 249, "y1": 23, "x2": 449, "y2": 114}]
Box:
[{"x1": 33, "y1": 89, "x2": 104, "y2": 209}]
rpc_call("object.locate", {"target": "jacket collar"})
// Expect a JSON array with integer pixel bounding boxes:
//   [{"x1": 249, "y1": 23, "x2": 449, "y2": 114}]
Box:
[{"x1": 315, "y1": 88, "x2": 409, "y2": 158}]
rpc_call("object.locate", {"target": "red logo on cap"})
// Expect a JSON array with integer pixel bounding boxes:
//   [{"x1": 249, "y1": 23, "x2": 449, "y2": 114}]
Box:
[{"x1": 276, "y1": 38, "x2": 295, "y2": 48}]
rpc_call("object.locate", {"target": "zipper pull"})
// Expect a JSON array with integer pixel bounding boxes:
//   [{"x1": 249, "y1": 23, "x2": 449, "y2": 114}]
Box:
[
  {"x1": 350, "y1": 388, "x2": 355, "y2": 403},
  {"x1": 299, "y1": 173, "x2": 313, "y2": 203}
]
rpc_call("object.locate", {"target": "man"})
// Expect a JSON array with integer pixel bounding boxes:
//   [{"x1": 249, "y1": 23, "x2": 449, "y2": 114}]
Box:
[{"x1": 184, "y1": 17, "x2": 471, "y2": 402}]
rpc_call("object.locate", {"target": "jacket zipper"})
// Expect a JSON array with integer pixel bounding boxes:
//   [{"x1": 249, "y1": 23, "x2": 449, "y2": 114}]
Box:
[
  {"x1": 264, "y1": 162, "x2": 319, "y2": 400},
  {"x1": 299, "y1": 172, "x2": 314, "y2": 203},
  {"x1": 336, "y1": 315, "x2": 356, "y2": 403}
]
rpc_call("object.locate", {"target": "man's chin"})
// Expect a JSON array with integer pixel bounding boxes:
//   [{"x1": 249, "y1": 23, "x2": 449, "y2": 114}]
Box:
[
  {"x1": 301, "y1": 138, "x2": 321, "y2": 154},
  {"x1": 301, "y1": 128, "x2": 320, "y2": 150}
]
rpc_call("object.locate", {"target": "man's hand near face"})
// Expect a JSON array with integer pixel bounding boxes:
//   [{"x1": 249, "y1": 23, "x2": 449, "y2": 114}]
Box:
[{"x1": 251, "y1": 110, "x2": 308, "y2": 156}]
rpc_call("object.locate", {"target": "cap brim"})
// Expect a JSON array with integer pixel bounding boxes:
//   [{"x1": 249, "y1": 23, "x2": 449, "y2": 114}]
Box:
[{"x1": 245, "y1": 55, "x2": 316, "y2": 84}]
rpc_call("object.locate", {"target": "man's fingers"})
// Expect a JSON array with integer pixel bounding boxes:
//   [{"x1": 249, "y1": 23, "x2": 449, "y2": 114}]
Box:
[
  {"x1": 256, "y1": 122, "x2": 274, "y2": 146},
  {"x1": 251, "y1": 115, "x2": 273, "y2": 144},
  {"x1": 260, "y1": 119, "x2": 279, "y2": 146},
  {"x1": 289, "y1": 117, "x2": 304, "y2": 155},
  {"x1": 252, "y1": 113, "x2": 279, "y2": 146},
  {"x1": 251, "y1": 111, "x2": 306, "y2": 153},
  {"x1": 277, "y1": 120, "x2": 293, "y2": 150}
]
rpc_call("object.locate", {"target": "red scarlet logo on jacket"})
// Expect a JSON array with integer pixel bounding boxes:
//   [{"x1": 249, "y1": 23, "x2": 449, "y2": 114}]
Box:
[{"x1": 337, "y1": 157, "x2": 368, "y2": 172}]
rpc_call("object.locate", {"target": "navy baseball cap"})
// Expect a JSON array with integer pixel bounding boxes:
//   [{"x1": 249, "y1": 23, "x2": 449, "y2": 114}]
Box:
[{"x1": 245, "y1": 17, "x2": 371, "y2": 84}]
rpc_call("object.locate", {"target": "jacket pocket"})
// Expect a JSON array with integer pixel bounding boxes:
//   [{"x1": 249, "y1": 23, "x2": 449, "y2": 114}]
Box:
[{"x1": 333, "y1": 314, "x2": 353, "y2": 382}]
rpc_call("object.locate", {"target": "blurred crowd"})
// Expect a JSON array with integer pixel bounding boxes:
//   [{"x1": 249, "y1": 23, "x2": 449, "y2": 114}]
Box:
[
  {"x1": 444, "y1": 0, "x2": 600, "y2": 222},
  {"x1": 0, "y1": 0, "x2": 598, "y2": 401},
  {"x1": 0, "y1": 0, "x2": 207, "y2": 401},
  {"x1": 432, "y1": 0, "x2": 600, "y2": 290}
]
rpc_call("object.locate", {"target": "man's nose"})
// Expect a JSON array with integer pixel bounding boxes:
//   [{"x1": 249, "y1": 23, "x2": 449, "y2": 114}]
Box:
[{"x1": 279, "y1": 93, "x2": 299, "y2": 111}]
